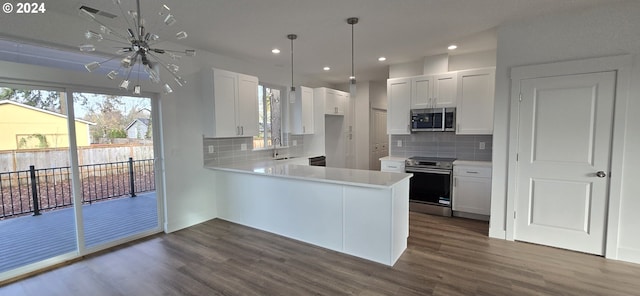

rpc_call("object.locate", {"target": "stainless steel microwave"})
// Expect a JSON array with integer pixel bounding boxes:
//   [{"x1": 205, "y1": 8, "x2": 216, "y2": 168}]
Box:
[{"x1": 411, "y1": 108, "x2": 456, "y2": 132}]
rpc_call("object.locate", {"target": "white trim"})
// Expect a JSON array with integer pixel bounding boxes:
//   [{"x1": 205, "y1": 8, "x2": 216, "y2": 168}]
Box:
[
  {"x1": 617, "y1": 247, "x2": 640, "y2": 265},
  {"x1": 0, "y1": 99, "x2": 95, "y2": 125},
  {"x1": 507, "y1": 54, "x2": 632, "y2": 258}
]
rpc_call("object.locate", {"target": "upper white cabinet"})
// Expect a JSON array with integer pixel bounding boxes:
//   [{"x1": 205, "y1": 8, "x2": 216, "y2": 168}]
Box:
[
  {"x1": 322, "y1": 88, "x2": 347, "y2": 115},
  {"x1": 410, "y1": 73, "x2": 458, "y2": 109},
  {"x1": 387, "y1": 77, "x2": 411, "y2": 135},
  {"x1": 203, "y1": 68, "x2": 259, "y2": 138},
  {"x1": 434, "y1": 73, "x2": 458, "y2": 108},
  {"x1": 456, "y1": 68, "x2": 495, "y2": 135},
  {"x1": 290, "y1": 86, "x2": 314, "y2": 134}
]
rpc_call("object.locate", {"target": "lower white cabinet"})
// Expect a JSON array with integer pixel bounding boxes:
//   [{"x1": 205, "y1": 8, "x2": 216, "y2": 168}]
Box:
[
  {"x1": 380, "y1": 158, "x2": 405, "y2": 173},
  {"x1": 452, "y1": 164, "x2": 492, "y2": 217}
]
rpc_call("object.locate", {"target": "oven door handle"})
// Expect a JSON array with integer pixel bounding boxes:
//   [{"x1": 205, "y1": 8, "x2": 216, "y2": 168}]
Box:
[{"x1": 405, "y1": 168, "x2": 451, "y2": 175}]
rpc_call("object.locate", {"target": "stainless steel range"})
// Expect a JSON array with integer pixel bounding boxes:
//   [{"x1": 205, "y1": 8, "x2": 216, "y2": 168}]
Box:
[{"x1": 404, "y1": 156, "x2": 455, "y2": 216}]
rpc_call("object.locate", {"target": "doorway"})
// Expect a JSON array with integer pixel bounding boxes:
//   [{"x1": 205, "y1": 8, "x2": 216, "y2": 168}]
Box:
[{"x1": 370, "y1": 109, "x2": 387, "y2": 171}]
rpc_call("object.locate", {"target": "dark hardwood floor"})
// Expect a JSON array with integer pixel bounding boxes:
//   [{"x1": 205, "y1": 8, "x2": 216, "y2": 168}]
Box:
[{"x1": 2, "y1": 212, "x2": 640, "y2": 295}]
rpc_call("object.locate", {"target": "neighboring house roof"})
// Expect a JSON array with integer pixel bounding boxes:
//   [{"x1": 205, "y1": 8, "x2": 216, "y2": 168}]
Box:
[
  {"x1": 125, "y1": 118, "x2": 151, "y2": 131},
  {"x1": 0, "y1": 100, "x2": 96, "y2": 125}
]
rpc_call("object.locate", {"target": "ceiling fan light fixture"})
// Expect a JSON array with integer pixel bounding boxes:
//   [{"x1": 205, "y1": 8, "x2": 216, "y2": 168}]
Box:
[
  {"x1": 85, "y1": 30, "x2": 103, "y2": 41},
  {"x1": 79, "y1": 0, "x2": 195, "y2": 95},
  {"x1": 164, "y1": 14, "x2": 176, "y2": 26},
  {"x1": 163, "y1": 83, "x2": 173, "y2": 94},
  {"x1": 176, "y1": 31, "x2": 188, "y2": 40},
  {"x1": 84, "y1": 61, "x2": 100, "y2": 72},
  {"x1": 107, "y1": 70, "x2": 118, "y2": 80},
  {"x1": 119, "y1": 79, "x2": 130, "y2": 90},
  {"x1": 79, "y1": 44, "x2": 96, "y2": 52}
]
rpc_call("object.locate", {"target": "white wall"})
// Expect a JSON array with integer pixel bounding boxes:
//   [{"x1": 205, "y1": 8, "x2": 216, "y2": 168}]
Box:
[
  {"x1": 449, "y1": 50, "x2": 497, "y2": 71},
  {"x1": 389, "y1": 59, "x2": 424, "y2": 78},
  {"x1": 491, "y1": 0, "x2": 640, "y2": 263}
]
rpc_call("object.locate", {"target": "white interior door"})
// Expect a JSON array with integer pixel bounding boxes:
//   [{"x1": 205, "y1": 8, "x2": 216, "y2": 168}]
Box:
[{"x1": 515, "y1": 71, "x2": 615, "y2": 255}]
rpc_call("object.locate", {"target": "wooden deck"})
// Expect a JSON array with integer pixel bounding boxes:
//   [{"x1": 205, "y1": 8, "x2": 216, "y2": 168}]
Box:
[{"x1": 0, "y1": 192, "x2": 158, "y2": 273}]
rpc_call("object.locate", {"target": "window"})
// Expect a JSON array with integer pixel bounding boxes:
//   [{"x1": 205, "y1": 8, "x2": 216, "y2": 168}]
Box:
[{"x1": 254, "y1": 84, "x2": 284, "y2": 149}]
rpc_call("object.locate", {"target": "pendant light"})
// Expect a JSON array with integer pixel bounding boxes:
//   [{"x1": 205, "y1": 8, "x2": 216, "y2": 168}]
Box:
[
  {"x1": 288, "y1": 34, "x2": 297, "y2": 103},
  {"x1": 347, "y1": 17, "x2": 358, "y2": 97}
]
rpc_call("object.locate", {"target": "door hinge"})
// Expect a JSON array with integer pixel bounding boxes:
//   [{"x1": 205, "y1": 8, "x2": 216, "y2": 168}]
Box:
[
  {"x1": 516, "y1": 153, "x2": 519, "y2": 161},
  {"x1": 514, "y1": 211, "x2": 517, "y2": 219},
  {"x1": 519, "y1": 93, "x2": 522, "y2": 102}
]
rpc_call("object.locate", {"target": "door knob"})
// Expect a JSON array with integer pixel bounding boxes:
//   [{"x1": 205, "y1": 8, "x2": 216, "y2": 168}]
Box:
[{"x1": 596, "y1": 171, "x2": 607, "y2": 178}]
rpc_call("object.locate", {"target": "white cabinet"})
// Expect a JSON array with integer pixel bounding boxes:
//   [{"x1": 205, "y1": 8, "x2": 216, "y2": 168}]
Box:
[
  {"x1": 380, "y1": 158, "x2": 405, "y2": 173},
  {"x1": 434, "y1": 73, "x2": 458, "y2": 108},
  {"x1": 411, "y1": 75, "x2": 433, "y2": 109},
  {"x1": 387, "y1": 77, "x2": 411, "y2": 135},
  {"x1": 290, "y1": 86, "x2": 314, "y2": 134},
  {"x1": 456, "y1": 68, "x2": 495, "y2": 135},
  {"x1": 323, "y1": 88, "x2": 347, "y2": 115},
  {"x1": 452, "y1": 164, "x2": 492, "y2": 217},
  {"x1": 203, "y1": 68, "x2": 259, "y2": 138},
  {"x1": 410, "y1": 73, "x2": 457, "y2": 109}
]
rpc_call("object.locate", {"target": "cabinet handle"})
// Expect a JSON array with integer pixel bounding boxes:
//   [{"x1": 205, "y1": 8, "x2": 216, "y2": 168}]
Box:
[
  {"x1": 241, "y1": 126, "x2": 244, "y2": 135},
  {"x1": 237, "y1": 126, "x2": 240, "y2": 135},
  {"x1": 388, "y1": 166, "x2": 397, "y2": 169},
  {"x1": 303, "y1": 126, "x2": 305, "y2": 133},
  {"x1": 335, "y1": 107, "x2": 338, "y2": 114},
  {"x1": 466, "y1": 171, "x2": 479, "y2": 174}
]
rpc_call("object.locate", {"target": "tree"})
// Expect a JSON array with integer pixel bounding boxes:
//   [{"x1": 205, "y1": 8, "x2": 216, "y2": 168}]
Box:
[{"x1": 0, "y1": 87, "x2": 62, "y2": 113}]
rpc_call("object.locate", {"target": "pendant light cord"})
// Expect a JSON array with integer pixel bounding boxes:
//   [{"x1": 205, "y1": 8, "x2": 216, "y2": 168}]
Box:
[
  {"x1": 351, "y1": 21, "x2": 354, "y2": 81},
  {"x1": 287, "y1": 34, "x2": 297, "y2": 92}
]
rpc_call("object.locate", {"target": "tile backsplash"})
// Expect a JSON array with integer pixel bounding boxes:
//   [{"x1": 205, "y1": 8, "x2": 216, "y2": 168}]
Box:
[
  {"x1": 390, "y1": 132, "x2": 492, "y2": 161},
  {"x1": 203, "y1": 134, "x2": 305, "y2": 166}
]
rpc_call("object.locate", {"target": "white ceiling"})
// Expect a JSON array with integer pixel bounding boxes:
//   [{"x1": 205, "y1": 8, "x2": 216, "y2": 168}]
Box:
[{"x1": 38, "y1": 0, "x2": 623, "y2": 84}]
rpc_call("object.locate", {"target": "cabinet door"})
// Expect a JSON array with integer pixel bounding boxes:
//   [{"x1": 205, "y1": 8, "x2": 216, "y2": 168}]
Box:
[
  {"x1": 301, "y1": 86, "x2": 315, "y2": 134},
  {"x1": 387, "y1": 78, "x2": 411, "y2": 135},
  {"x1": 452, "y1": 176, "x2": 491, "y2": 215},
  {"x1": 325, "y1": 89, "x2": 345, "y2": 115},
  {"x1": 434, "y1": 73, "x2": 458, "y2": 108},
  {"x1": 212, "y1": 68, "x2": 238, "y2": 137},
  {"x1": 456, "y1": 68, "x2": 495, "y2": 135},
  {"x1": 291, "y1": 86, "x2": 314, "y2": 134},
  {"x1": 236, "y1": 74, "x2": 259, "y2": 137},
  {"x1": 411, "y1": 75, "x2": 433, "y2": 109}
]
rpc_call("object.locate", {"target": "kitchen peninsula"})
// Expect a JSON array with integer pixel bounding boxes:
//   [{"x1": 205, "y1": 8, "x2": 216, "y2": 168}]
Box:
[{"x1": 207, "y1": 159, "x2": 412, "y2": 266}]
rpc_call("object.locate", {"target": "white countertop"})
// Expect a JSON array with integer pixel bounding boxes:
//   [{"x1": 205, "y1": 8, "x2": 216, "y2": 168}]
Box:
[
  {"x1": 206, "y1": 158, "x2": 412, "y2": 189},
  {"x1": 453, "y1": 160, "x2": 492, "y2": 167}
]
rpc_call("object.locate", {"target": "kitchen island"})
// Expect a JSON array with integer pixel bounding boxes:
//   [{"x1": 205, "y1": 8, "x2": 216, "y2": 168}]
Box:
[{"x1": 207, "y1": 159, "x2": 412, "y2": 266}]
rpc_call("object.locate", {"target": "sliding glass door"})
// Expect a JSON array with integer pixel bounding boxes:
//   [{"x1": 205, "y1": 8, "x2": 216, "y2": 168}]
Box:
[
  {"x1": 0, "y1": 84, "x2": 162, "y2": 280},
  {"x1": 72, "y1": 92, "x2": 159, "y2": 249},
  {"x1": 0, "y1": 84, "x2": 77, "y2": 273}
]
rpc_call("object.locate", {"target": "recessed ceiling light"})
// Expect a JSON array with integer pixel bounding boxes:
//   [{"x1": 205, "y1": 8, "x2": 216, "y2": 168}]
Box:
[
  {"x1": 378, "y1": 57, "x2": 386, "y2": 62},
  {"x1": 272, "y1": 48, "x2": 281, "y2": 54},
  {"x1": 323, "y1": 66, "x2": 330, "y2": 71},
  {"x1": 448, "y1": 44, "x2": 458, "y2": 50}
]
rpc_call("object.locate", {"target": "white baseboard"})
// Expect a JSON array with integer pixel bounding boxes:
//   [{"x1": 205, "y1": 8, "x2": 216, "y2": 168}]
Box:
[
  {"x1": 489, "y1": 228, "x2": 506, "y2": 240},
  {"x1": 616, "y1": 247, "x2": 640, "y2": 265}
]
